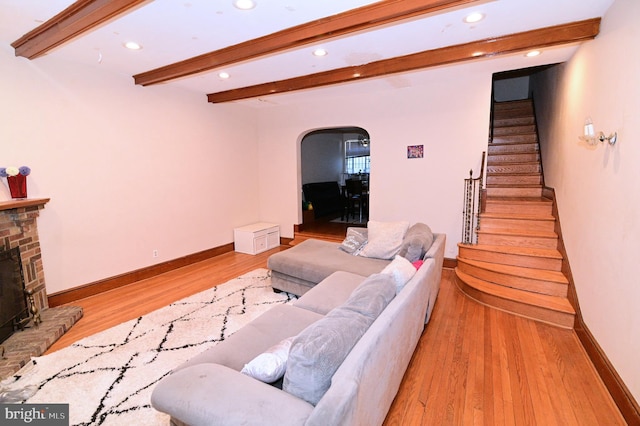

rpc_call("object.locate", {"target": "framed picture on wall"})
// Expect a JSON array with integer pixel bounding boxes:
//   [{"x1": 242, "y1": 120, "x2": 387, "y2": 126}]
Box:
[{"x1": 407, "y1": 145, "x2": 424, "y2": 159}]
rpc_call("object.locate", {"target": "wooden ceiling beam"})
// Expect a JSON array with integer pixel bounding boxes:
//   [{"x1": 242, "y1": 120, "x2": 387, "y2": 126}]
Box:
[
  {"x1": 133, "y1": 0, "x2": 480, "y2": 86},
  {"x1": 207, "y1": 18, "x2": 601, "y2": 104},
  {"x1": 11, "y1": 0, "x2": 150, "y2": 59}
]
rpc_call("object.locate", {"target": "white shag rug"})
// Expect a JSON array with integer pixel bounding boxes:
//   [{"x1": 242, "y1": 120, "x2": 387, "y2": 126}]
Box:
[{"x1": 1, "y1": 268, "x2": 296, "y2": 426}]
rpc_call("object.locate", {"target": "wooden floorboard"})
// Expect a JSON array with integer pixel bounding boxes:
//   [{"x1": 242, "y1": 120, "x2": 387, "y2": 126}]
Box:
[
  {"x1": 47, "y1": 244, "x2": 625, "y2": 425},
  {"x1": 385, "y1": 269, "x2": 625, "y2": 425}
]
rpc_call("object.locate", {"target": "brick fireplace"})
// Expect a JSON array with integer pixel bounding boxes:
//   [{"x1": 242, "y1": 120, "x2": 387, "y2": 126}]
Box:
[
  {"x1": 0, "y1": 198, "x2": 50, "y2": 312},
  {"x1": 0, "y1": 198, "x2": 83, "y2": 378}
]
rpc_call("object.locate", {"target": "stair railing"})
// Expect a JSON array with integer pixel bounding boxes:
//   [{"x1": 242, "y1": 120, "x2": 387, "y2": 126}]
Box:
[{"x1": 462, "y1": 151, "x2": 486, "y2": 245}]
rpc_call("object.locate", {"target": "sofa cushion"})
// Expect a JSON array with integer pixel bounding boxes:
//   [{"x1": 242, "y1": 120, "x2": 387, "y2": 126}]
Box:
[
  {"x1": 283, "y1": 274, "x2": 395, "y2": 405},
  {"x1": 398, "y1": 223, "x2": 434, "y2": 262},
  {"x1": 293, "y1": 271, "x2": 365, "y2": 315},
  {"x1": 338, "y1": 227, "x2": 368, "y2": 255},
  {"x1": 174, "y1": 305, "x2": 323, "y2": 373},
  {"x1": 268, "y1": 239, "x2": 390, "y2": 287},
  {"x1": 151, "y1": 363, "x2": 315, "y2": 426},
  {"x1": 381, "y1": 255, "x2": 417, "y2": 293},
  {"x1": 358, "y1": 220, "x2": 410, "y2": 260},
  {"x1": 241, "y1": 336, "x2": 295, "y2": 383}
]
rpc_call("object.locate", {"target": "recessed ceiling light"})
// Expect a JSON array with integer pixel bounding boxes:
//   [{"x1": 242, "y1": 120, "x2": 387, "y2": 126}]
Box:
[
  {"x1": 471, "y1": 51, "x2": 483, "y2": 57},
  {"x1": 353, "y1": 73, "x2": 361, "y2": 78},
  {"x1": 464, "y1": 12, "x2": 485, "y2": 24},
  {"x1": 218, "y1": 72, "x2": 230, "y2": 79},
  {"x1": 124, "y1": 41, "x2": 142, "y2": 50},
  {"x1": 525, "y1": 50, "x2": 541, "y2": 57},
  {"x1": 312, "y1": 48, "x2": 328, "y2": 57},
  {"x1": 233, "y1": 0, "x2": 256, "y2": 10}
]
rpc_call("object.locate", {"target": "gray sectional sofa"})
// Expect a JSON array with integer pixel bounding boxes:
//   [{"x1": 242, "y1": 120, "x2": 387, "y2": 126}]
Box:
[
  {"x1": 268, "y1": 224, "x2": 442, "y2": 297},
  {"x1": 151, "y1": 225, "x2": 445, "y2": 426}
]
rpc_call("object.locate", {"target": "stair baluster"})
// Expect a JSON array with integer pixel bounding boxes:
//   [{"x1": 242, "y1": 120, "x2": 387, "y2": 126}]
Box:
[{"x1": 462, "y1": 152, "x2": 486, "y2": 245}]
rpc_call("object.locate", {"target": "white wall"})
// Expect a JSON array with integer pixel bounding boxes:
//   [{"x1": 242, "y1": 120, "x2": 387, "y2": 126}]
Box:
[
  {"x1": 494, "y1": 76, "x2": 530, "y2": 101},
  {"x1": 256, "y1": 62, "x2": 496, "y2": 258},
  {"x1": 0, "y1": 45, "x2": 260, "y2": 294},
  {"x1": 531, "y1": 0, "x2": 639, "y2": 401}
]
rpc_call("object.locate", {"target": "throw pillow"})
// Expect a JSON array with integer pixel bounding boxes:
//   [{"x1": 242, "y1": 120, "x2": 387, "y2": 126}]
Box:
[
  {"x1": 283, "y1": 274, "x2": 395, "y2": 405},
  {"x1": 412, "y1": 259, "x2": 424, "y2": 270},
  {"x1": 381, "y1": 255, "x2": 417, "y2": 293},
  {"x1": 338, "y1": 227, "x2": 368, "y2": 255},
  {"x1": 240, "y1": 336, "x2": 295, "y2": 383},
  {"x1": 358, "y1": 220, "x2": 410, "y2": 260},
  {"x1": 398, "y1": 223, "x2": 434, "y2": 262},
  {"x1": 342, "y1": 272, "x2": 396, "y2": 319}
]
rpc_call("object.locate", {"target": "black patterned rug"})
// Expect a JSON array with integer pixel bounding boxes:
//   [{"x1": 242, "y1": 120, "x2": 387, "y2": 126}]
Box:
[{"x1": 0, "y1": 268, "x2": 297, "y2": 425}]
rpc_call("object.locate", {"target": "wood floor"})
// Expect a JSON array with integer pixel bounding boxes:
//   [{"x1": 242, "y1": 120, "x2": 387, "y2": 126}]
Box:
[
  {"x1": 386, "y1": 268, "x2": 624, "y2": 425},
  {"x1": 47, "y1": 246, "x2": 625, "y2": 425}
]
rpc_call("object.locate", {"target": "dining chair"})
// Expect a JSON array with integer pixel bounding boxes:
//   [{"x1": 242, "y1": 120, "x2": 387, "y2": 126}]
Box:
[{"x1": 345, "y1": 179, "x2": 366, "y2": 222}]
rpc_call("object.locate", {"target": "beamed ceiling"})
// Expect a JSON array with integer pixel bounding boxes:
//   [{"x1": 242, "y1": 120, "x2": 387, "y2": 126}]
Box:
[{"x1": 2, "y1": 0, "x2": 612, "y2": 107}]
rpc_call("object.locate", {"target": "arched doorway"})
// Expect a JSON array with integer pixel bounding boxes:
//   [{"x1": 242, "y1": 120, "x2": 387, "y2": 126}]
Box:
[{"x1": 300, "y1": 127, "x2": 370, "y2": 234}]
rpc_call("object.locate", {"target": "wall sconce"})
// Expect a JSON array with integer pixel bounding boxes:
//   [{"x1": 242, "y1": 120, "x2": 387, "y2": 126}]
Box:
[{"x1": 579, "y1": 117, "x2": 617, "y2": 146}]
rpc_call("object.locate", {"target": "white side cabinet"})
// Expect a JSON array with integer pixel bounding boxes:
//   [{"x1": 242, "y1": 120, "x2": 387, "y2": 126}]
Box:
[{"x1": 233, "y1": 222, "x2": 280, "y2": 255}]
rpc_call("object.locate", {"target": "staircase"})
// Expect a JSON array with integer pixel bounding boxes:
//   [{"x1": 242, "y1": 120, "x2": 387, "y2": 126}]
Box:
[{"x1": 455, "y1": 99, "x2": 575, "y2": 328}]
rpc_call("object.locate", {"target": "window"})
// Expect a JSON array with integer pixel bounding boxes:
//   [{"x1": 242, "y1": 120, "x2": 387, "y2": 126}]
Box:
[
  {"x1": 345, "y1": 138, "x2": 370, "y2": 174},
  {"x1": 346, "y1": 156, "x2": 370, "y2": 174}
]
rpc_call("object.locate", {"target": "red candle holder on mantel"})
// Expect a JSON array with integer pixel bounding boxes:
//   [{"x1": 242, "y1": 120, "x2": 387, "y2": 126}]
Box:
[
  {"x1": 1, "y1": 166, "x2": 31, "y2": 199},
  {"x1": 8, "y1": 174, "x2": 28, "y2": 199}
]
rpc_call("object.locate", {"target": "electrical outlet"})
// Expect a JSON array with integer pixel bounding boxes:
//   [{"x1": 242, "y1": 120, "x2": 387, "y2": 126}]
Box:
[{"x1": 153, "y1": 249, "x2": 158, "y2": 258}]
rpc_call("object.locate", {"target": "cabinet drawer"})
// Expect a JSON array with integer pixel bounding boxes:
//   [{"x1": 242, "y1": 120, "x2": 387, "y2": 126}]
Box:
[
  {"x1": 267, "y1": 231, "x2": 280, "y2": 249},
  {"x1": 254, "y1": 235, "x2": 268, "y2": 253}
]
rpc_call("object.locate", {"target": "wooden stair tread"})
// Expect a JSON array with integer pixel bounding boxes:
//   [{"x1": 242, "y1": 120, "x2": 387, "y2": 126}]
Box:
[
  {"x1": 486, "y1": 173, "x2": 541, "y2": 177},
  {"x1": 476, "y1": 228, "x2": 557, "y2": 238},
  {"x1": 487, "y1": 171, "x2": 542, "y2": 175},
  {"x1": 492, "y1": 136, "x2": 537, "y2": 141},
  {"x1": 489, "y1": 140, "x2": 537, "y2": 146},
  {"x1": 456, "y1": 269, "x2": 574, "y2": 314},
  {"x1": 488, "y1": 154, "x2": 539, "y2": 158},
  {"x1": 493, "y1": 117, "x2": 534, "y2": 123},
  {"x1": 457, "y1": 257, "x2": 568, "y2": 283},
  {"x1": 493, "y1": 132, "x2": 536, "y2": 137},
  {"x1": 480, "y1": 212, "x2": 555, "y2": 221},
  {"x1": 487, "y1": 160, "x2": 541, "y2": 165},
  {"x1": 457, "y1": 243, "x2": 563, "y2": 259},
  {"x1": 486, "y1": 183, "x2": 542, "y2": 188},
  {"x1": 491, "y1": 139, "x2": 537, "y2": 142},
  {"x1": 486, "y1": 196, "x2": 552, "y2": 204},
  {"x1": 290, "y1": 233, "x2": 344, "y2": 245}
]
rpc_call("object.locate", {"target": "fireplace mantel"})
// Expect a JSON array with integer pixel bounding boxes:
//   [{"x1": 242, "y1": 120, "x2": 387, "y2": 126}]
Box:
[{"x1": 0, "y1": 197, "x2": 50, "y2": 212}]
